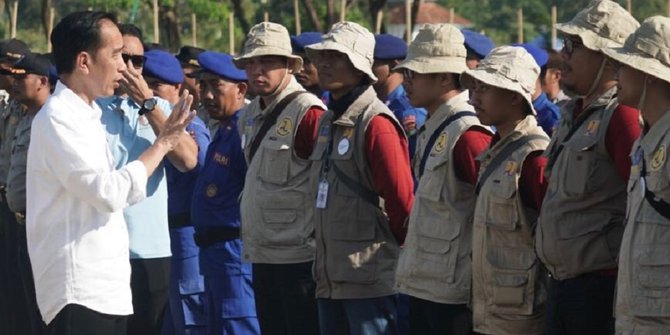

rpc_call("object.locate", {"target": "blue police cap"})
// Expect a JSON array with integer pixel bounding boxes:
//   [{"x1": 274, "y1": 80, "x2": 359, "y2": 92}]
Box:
[
  {"x1": 196, "y1": 51, "x2": 247, "y2": 82},
  {"x1": 462, "y1": 30, "x2": 495, "y2": 59},
  {"x1": 143, "y1": 49, "x2": 184, "y2": 84},
  {"x1": 291, "y1": 32, "x2": 323, "y2": 54},
  {"x1": 512, "y1": 43, "x2": 549, "y2": 68},
  {"x1": 374, "y1": 34, "x2": 407, "y2": 60}
]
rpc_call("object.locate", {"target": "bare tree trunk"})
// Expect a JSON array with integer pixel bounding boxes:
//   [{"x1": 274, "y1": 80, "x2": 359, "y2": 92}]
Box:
[
  {"x1": 368, "y1": 0, "x2": 387, "y2": 33},
  {"x1": 160, "y1": 5, "x2": 181, "y2": 52},
  {"x1": 230, "y1": 0, "x2": 250, "y2": 35},
  {"x1": 326, "y1": 0, "x2": 336, "y2": 27},
  {"x1": 410, "y1": 0, "x2": 421, "y2": 36},
  {"x1": 302, "y1": 0, "x2": 323, "y2": 32},
  {"x1": 41, "y1": 0, "x2": 52, "y2": 43}
]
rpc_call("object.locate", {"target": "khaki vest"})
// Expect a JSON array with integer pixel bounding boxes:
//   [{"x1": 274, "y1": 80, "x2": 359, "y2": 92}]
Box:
[
  {"x1": 616, "y1": 110, "x2": 670, "y2": 334},
  {"x1": 472, "y1": 116, "x2": 548, "y2": 335},
  {"x1": 309, "y1": 87, "x2": 405, "y2": 299},
  {"x1": 536, "y1": 88, "x2": 629, "y2": 280},
  {"x1": 396, "y1": 91, "x2": 486, "y2": 304},
  {"x1": 239, "y1": 77, "x2": 326, "y2": 264}
]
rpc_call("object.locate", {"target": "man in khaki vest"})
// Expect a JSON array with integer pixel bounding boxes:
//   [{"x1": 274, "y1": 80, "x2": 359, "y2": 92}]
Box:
[
  {"x1": 305, "y1": 21, "x2": 414, "y2": 335},
  {"x1": 233, "y1": 22, "x2": 326, "y2": 335},
  {"x1": 535, "y1": 1, "x2": 641, "y2": 334},
  {"x1": 393, "y1": 24, "x2": 492, "y2": 335},
  {"x1": 602, "y1": 16, "x2": 670, "y2": 334},
  {"x1": 462, "y1": 46, "x2": 549, "y2": 335}
]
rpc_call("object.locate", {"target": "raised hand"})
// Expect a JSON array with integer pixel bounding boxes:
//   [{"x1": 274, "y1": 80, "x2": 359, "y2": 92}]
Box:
[{"x1": 156, "y1": 89, "x2": 196, "y2": 152}]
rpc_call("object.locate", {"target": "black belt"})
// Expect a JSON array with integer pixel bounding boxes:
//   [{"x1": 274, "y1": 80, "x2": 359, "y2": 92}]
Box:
[
  {"x1": 168, "y1": 212, "x2": 192, "y2": 229},
  {"x1": 193, "y1": 227, "x2": 240, "y2": 248}
]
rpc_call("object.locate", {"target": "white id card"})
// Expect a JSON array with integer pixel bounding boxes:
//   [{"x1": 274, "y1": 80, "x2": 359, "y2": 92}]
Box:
[{"x1": 316, "y1": 180, "x2": 329, "y2": 209}]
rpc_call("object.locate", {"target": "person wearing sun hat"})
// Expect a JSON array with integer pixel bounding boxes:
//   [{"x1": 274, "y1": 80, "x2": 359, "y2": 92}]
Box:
[
  {"x1": 461, "y1": 45, "x2": 550, "y2": 335},
  {"x1": 234, "y1": 21, "x2": 326, "y2": 335},
  {"x1": 534, "y1": 1, "x2": 642, "y2": 334},
  {"x1": 304, "y1": 21, "x2": 414, "y2": 335},
  {"x1": 391, "y1": 23, "x2": 492, "y2": 335},
  {"x1": 600, "y1": 16, "x2": 670, "y2": 334}
]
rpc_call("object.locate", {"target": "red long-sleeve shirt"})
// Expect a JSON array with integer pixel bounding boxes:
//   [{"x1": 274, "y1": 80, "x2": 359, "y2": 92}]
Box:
[
  {"x1": 365, "y1": 115, "x2": 415, "y2": 245},
  {"x1": 452, "y1": 127, "x2": 494, "y2": 186},
  {"x1": 294, "y1": 106, "x2": 326, "y2": 159}
]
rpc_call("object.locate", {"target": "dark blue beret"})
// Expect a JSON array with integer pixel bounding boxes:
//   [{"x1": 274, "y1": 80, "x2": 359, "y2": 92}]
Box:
[
  {"x1": 291, "y1": 32, "x2": 323, "y2": 54},
  {"x1": 512, "y1": 43, "x2": 549, "y2": 68},
  {"x1": 462, "y1": 30, "x2": 495, "y2": 59},
  {"x1": 143, "y1": 49, "x2": 184, "y2": 84},
  {"x1": 198, "y1": 51, "x2": 247, "y2": 82},
  {"x1": 374, "y1": 34, "x2": 407, "y2": 60}
]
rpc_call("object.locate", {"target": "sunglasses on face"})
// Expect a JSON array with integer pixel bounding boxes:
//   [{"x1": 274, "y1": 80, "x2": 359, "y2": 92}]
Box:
[
  {"x1": 122, "y1": 53, "x2": 145, "y2": 69},
  {"x1": 562, "y1": 38, "x2": 584, "y2": 55}
]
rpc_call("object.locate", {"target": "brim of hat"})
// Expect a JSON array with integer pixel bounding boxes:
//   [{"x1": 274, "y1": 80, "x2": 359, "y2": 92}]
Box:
[
  {"x1": 305, "y1": 41, "x2": 378, "y2": 83},
  {"x1": 460, "y1": 69, "x2": 536, "y2": 115},
  {"x1": 394, "y1": 56, "x2": 468, "y2": 74},
  {"x1": 556, "y1": 22, "x2": 623, "y2": 52},
  {"x1": 603, "y1": 47, "x2": 670, "y2": 84},
  {"x1": 233, "y1": 48, "x2": 303, "y2": 73}
]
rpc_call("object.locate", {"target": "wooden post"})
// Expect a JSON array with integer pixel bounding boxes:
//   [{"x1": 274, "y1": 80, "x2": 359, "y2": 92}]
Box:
[
  {"x1": 9, "y1": 1, "x2": 18, "y2": 39},
  {"x1": 47, "y1": 7, "x2": 56, "y2": 52},
  {"x1": 340, "y1": 0, "x2": 346, "y2": 22},
  {"x1": 294, "y1": 0, "x2": 301, "y2": 35},
  {"x1": 191, "y1": 13, "x2": 197, "y2": 47},
  {"x1": 152, "y1": 0, "x2": 159, "y2": 43},
  {"x1": 375, "y1": 9, "x2": 384, "y2": 34},
  {"x1": 626, "y1": 0, "x2": 632, "y2": 14},
  {"x1": 551, "y1": 6, "x2": 557, "y2": 50},
  {"x1": 668, "y1": 0, "x2": 670, "y2": 17},
  {"x1": 405, "y1": 0, "x2": 411, "y2": 44},
  {"x1": 517, "y1": 8, "x2": 524, "y2": 44},
  {"x1": 449, "y1": 8, "x2": 454, "y2": 24},
  {"x1": 261, "y1": 0, "x2": 269, "y2": 22},
  {"x1": 229, "y1": 13, "x2": 235, "y2": 54}
]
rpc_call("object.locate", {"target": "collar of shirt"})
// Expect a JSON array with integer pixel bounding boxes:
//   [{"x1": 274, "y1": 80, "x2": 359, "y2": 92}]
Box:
[
  {"x1": 533, "y1": 92, "x2": 551, "y2": 110},
  {"x1": 385, "y1": 84, "x2": 406, "y2": 105},
  {"x1": 54, "y1": 81, "x2": 102, "y2": 120}
]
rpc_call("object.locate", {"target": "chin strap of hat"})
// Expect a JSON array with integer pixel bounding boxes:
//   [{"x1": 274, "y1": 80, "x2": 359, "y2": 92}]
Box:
[
  {"x1": 637, "y1": 74, "x2": 648, "y2": 113},
  {"x1": 583, "y1": 57, "x2": 607, "y2": 100},
  {"x1": 267, "y1": 59, "x2": 292, "y2": 98}
]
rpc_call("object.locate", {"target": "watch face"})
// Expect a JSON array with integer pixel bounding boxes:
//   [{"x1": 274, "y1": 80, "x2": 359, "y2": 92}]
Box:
[{"x1": 143, "y1": 98, "x2": 157, "y2": 110}]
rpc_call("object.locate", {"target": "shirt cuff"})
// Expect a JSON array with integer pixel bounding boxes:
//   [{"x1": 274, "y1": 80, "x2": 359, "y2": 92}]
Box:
[{"x1": 124, "y1": 160, "x2": 148, "y2": 205}]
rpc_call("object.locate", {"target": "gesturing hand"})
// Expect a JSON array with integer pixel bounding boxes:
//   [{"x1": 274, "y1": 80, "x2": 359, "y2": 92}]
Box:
[
  {"x1": 156, "y1": 90, "x2": 196, "y2": 152},
  {"x1": 120, "y1": 57, "x2": 154, "y2": 103}
]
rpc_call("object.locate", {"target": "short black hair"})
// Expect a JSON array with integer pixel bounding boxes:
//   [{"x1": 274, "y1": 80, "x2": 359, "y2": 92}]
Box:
[
  {"x1": 51, "y1": 11, "x2": 118, "y2": 75},
  {"x1": 118, "y1": 23, "x2": 143, "y2": 41}
]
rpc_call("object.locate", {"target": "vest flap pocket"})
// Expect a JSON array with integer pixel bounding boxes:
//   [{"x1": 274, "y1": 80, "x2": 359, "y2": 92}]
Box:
[
  {"x1": 564, "y1": 134, "x2": 599, "y2": 152},
  {"x1": 556, "y1": 212, "x2": 611, "y2": 239},
  {"x1": 492, "y1": 272, "x2": 528, "y2": 287},
  {"x1": 262, "y1": 209, "x2": 297, "y2": 224},
  {"x1": 178, "y1": 278, "x2": 206, "y2": 295},
  {"x1": 645, "y1": 171, "x2": 670, "y2": 196},
  {"x1": 639, "y1": 246, "x2": 670, "y2": 267},
  {"x1": 487, "y1": 248, "x2": 536, "y2": 271},
  {"x1": 259, "y1": 140, "x2": 291, "y2": 185},
  {"x1": 418, "y1": 235, "x2": 452, "y2": 254},
  {"x1": 486, "y1": 180, "x2": 518, "y2": 230},
  {"x1": 417, "y1": 158, "x2": 449, "y2": 202},
  {"x1": 561, "y1": 138, "x2": 597, "y2": 195},
  {"x1": 491, "y1": 273, "x2": 528, "y2": 308},
  {"x1": 638, "y1": 247, "x2": 670, "y2": 293},
  {"x1": 417, "y1": 212, "x2": 459, "y2": 243},
  {"x1": 424, "y1": 151, "x2": 449, "y2": 172}
]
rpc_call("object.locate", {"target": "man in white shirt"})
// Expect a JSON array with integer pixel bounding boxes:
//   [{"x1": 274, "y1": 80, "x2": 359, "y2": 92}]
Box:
[{"x1": 26, "y1": 11, "x2": 195, "y2": 335}]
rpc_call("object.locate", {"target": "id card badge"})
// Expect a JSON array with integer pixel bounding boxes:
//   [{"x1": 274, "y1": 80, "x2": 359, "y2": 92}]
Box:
[{"x1": 316, "y1": 180, "x2": 329, "y2": 209}]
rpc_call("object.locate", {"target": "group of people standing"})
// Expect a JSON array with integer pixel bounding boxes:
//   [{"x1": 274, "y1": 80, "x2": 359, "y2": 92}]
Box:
[{"x1": 1, "y1": 0, "x2": 670, "y2": 334}]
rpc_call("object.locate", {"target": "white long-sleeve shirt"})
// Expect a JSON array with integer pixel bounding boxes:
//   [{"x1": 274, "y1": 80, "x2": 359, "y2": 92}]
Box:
[{"x1": 26, "y1": 81, "x2": 148, "y2": 324}]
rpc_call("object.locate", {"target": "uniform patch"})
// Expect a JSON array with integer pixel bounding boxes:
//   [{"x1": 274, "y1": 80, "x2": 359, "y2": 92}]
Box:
[
  {"x1": 206, "y1": 184, "x2": 218, "y2": 197},
  {"x1": 213, "y1": 152, "x2": 230, "y2": 166},
  {"x1": 338, "y1": 138, "x2": 350, "y2": 155},
  {"x1": 276, "y1": 117, "x2": 292, "y2": 136},
  {"x1": 402, "y1": 115, "x2": 417, "y2": 135},
  {"x1": 585, "y1": 120, "x2": 599, "y2": 136},
  {"x1": 504, "y1": 160, "x2": 518, "y2": 176},
  {"x1": 433, "y1": 132, "x2": 448, "y2": 153},
  {"x1": 651, "y1": 145, "x2": 666, "y2": 171}
]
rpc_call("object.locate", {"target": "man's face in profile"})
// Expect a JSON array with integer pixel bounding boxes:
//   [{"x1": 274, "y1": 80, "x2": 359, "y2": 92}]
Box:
[{"x1": 87, "y1": 20, "x2": 127, "y2": 98}]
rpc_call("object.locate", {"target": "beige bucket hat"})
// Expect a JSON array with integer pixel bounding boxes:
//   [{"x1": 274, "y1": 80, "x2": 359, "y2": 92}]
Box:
[
  {"x1": 394, "y1": 23, "x2": 468, "y2": 74},
  {"x1": 233, "y1": 22, "x2": 303, "y2": 73},
  {"x1": 604, "y1": 16, "x2": 670, "y2": 84},
  {"x1": 556, "y1": 0, "x2": 639, "y2": 52},
  {"x1": 460, "y1": 46, "x2": 540, "y2": 114},
  {"x1": 305, "y1": 21, "x2": 377, "y2": 83}
]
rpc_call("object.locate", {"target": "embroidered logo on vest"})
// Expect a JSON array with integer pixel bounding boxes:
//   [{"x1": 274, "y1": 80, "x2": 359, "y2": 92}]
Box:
[
  {"x1": 651, "y1": 145, "x2": 666, "y2": 171},
  {"x1": 276, "y1": 117, "x2": 293, "y2": 136},
  {"x1": 585, "y1": 120, "x2": 599, "y2": 136},
  {"x1": 433, "y1": 132, "x2": 448, "y2": 154}
]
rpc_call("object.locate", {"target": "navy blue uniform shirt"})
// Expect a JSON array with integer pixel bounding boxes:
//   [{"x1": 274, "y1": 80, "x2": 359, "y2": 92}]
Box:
[{"x1": 385, "y1": 85, "x2": 427, "y2": 159}]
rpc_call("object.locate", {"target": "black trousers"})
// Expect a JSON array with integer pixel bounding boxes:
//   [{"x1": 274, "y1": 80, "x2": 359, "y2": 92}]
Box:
[
  {"x1": 545, "y1": 272, "x2": 616, "y2": 335},
  {"x1": 252, "y1": 261, "x2": 320, "y2": 335},
  {"x1": 408, "y1": 296, "x2": 472, "y2": 335},
  {"x1": 48, "y1": 304, "x2": 127, "y2": 335},
  {"x1": 128, "y1": 257, "x2": 171, "y2": 335}
]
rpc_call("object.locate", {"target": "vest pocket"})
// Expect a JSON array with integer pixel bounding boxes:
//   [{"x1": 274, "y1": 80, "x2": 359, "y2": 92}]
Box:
[
  {"x1": 633, "y1": 246, "x2": 670, "y2": 317},
  {"x1": 561, "y1": 140, "x2": 597, "y2": 195},
  {"x1": 258, "y1": 193, "x2": 305, "y2": 246},
  {"x1": 486, "y1": 180, "x2": 518, "y2": 231},
  {"x1": 413, "y1": 214, "x2": 461, "y2": 283},
  {"x1": 259, "y1": 141, "x2": 291, "y2": 184},
  {"x1": 486, "y1": 248, "x2": 537, "y2": 315}
]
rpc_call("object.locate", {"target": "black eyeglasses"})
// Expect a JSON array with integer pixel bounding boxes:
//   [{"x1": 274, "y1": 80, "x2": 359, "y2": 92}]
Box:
[
  {"x1": 122, "y1": 53, "x2": 145, "y2": 69},
  {"x1": 562, "y1": 38, "x2": 583, "y2": 55}
]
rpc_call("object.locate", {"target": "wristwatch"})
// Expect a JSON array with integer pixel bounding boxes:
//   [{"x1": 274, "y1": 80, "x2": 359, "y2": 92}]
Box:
[{"x1": 138, "y1": 98, "x2": 157, "y2": 116}]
